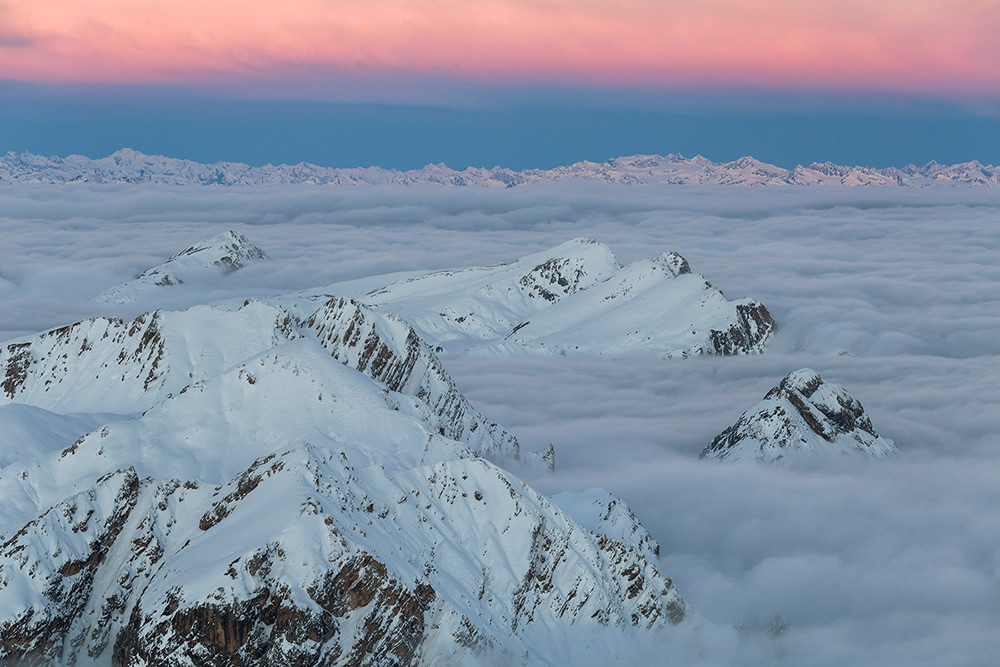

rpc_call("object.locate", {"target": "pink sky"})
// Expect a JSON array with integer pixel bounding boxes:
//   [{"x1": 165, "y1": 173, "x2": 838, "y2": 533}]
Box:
[{"x1": 2, "y1": 0, "x2": 999, "y2": 95}]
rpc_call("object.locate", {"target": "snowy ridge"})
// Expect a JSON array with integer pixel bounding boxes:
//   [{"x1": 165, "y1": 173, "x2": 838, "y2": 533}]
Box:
[
  {"x1": 700, "y1": 368, "x2": 898, "y2": 464},
  {"x1": 304, "y1": 238, "x2": 775, "y2": 358},
  {"x1": 96, "y1": 230, "x2": 270, "y2": 305},
  {"x1": 1, "y1": 148, "x2": 997, "y2": 187},
  {"x1": 0, "y1": 342, "x2": 687, "y2": 665},
  {"x1": 0, "y1": 298, "x2": 520, "y2": 462}
]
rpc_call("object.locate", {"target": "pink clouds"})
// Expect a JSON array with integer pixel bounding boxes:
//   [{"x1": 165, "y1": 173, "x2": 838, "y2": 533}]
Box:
[{"x1": 1, "y1": 0, "x2": 998, "y2": 95}]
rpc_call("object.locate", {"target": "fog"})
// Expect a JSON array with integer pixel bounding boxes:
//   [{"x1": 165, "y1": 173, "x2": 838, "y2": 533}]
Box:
[{"x1": 1, "y1": 182, "x2": 998, "y2": 665}]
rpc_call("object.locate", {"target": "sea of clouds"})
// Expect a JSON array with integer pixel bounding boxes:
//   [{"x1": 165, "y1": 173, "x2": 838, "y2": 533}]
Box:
[{"x1": 1, "y1": 182, "x2": 998, "y2": 665}]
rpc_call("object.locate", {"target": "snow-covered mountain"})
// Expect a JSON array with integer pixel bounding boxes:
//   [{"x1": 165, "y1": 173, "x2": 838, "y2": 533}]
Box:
[
  {"x1": 0, "y1": 290, "x2": 691, "y2": 664},
  {"x1": 95, "y1": 230, "x2": 270, "y2": 305},
  {"x1": 298, "y1": 238, "x2": 776, "y2": 358},
  {"x1": 700, "y1": 369, "x2": 897, "y2": 464},
  {"x1": 1, "y1": 148, "x2": 997, "y2": 187},
  {"x1": 0, "y1": 297, "x2": 520, "y2": 462}
]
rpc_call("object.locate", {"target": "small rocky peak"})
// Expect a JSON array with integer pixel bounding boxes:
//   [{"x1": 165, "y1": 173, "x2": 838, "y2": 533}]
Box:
[
  {"x1": 652, "y1": 251, "x2": 691, "y2": 277},
  {"x1": 700, "y1": 368, "x2": 897, "y2": 464},
  {"x1": 765, "y1": 368, "x2": 878, "y2": 440}
]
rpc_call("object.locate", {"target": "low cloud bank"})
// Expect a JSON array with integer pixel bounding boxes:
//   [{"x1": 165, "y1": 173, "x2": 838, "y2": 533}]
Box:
[{"x1": 1, "y1": 182, "x2": 999, "y2": 665}]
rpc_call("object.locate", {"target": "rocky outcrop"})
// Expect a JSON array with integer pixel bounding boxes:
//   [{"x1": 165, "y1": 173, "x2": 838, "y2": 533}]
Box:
[
  {"x1": 700, "y1": 369, "x2": 897, "y2": 464},
  {"x1": 707, "y1": 302, "x2": 776, "y2": 356},
  {"x1": 307, "y1": 297, "x2": 520, "y2": 461},
  {"x1": 0, "y1": 468, "x2": 141, "y2": 664},
  {"x1": 0, "y1": 312, "x2": 164, "y2": 412}
]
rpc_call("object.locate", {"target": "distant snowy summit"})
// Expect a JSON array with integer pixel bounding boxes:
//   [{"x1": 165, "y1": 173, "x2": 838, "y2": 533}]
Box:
[
  {"x1": 700, "y1": 369, "x2": 897, "y2": 464},
  {"x1": 96, "y1": 230, "x2": 270, "y2": 304},
  {"x1": 2, "y1": 148, "x2": 998, "y2": 187},
  {"x1": 304, "y1": 237, "x2": 776, "y2": 358}
]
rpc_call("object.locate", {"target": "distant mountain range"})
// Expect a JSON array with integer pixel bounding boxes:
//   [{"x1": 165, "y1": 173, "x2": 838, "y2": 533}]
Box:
[{"x1": 2, "y1": 148, "x2": 997, "y2": 187}]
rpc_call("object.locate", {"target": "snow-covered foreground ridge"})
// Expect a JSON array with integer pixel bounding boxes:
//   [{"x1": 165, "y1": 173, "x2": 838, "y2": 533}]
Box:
[
  {"x1": 0, "y1": 296, "x2": 689, "y2": 664},
  {"x1": 2, "y1": 148, "x2": 998, "y2": 187}
]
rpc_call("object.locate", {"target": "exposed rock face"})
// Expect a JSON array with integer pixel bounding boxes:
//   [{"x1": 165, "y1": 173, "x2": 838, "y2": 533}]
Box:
[
  {"x1": 0, "y1": 312, "x2": 165, "y2": 412},
  {"x1": 0, "y1": 468, "x2": 141, "y2": 665},
  {"x1": 96, "y1": 230, "x2": 270, "y2": 305},
  {"x1": 1, "y1": 433, "x2": 686, "y2": 665},
  {"x1": 700, "y1": 368, "x2": 897, "y2": 464},
  {"x1": 708, "y1": 302, "x2": 776, "y2": 356},
  {"x1": 518, "y1": 248, "x2": 604, "y2": 302},
  {"x1": 307, "y1": 297, "x2": 520, "y2": 461}
]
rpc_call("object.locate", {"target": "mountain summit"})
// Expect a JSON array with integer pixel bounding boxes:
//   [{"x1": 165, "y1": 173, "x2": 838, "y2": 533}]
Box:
[
  {"x1": 700, "y1": 369, "x2": 897, "y2": 464},
  {"x1": 95, "y1": 230, "x2": 270, "y2": 304}
]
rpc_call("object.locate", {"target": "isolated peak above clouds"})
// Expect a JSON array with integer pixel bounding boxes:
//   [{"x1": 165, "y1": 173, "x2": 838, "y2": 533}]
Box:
[
  {"x1": 95, "y1": 229, "x2": 271, "y2": 305},
  {"x1": 700, "y1": 368, "x2": 897, "y2": 465}
]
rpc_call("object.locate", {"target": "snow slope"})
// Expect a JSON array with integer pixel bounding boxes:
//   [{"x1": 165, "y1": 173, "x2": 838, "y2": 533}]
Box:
[
  {"x1": 1, "y1": 148, "x2": 997, "y2": 187},
  {"x1": 700, "y1": 368, "x2": 897, "y2": 464}
]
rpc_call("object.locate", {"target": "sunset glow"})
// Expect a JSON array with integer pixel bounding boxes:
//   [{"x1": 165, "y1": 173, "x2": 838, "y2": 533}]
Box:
[{"x1": 2, "y1": 0, "x2": 999, "y2": 95}]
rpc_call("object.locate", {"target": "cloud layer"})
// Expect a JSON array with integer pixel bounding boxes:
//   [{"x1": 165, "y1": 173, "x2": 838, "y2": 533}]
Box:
[{"x1": 1, "y1": 182, "x2": 999, "y2": 664}]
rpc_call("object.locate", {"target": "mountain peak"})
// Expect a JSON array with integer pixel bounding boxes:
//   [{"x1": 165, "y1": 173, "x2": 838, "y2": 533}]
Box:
[
  {"x1": 165, "y1": 229, "x2": 270, "y2": 269},
  {"x1": 652, "y1": 251, "x2": 692, "y2": 277},
  {"x1": 700, "y1": 369, "x2": 897, "y2": 464},
  {"x1": 95, "y1": 230, "x2": 270, "y2": 304}
]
